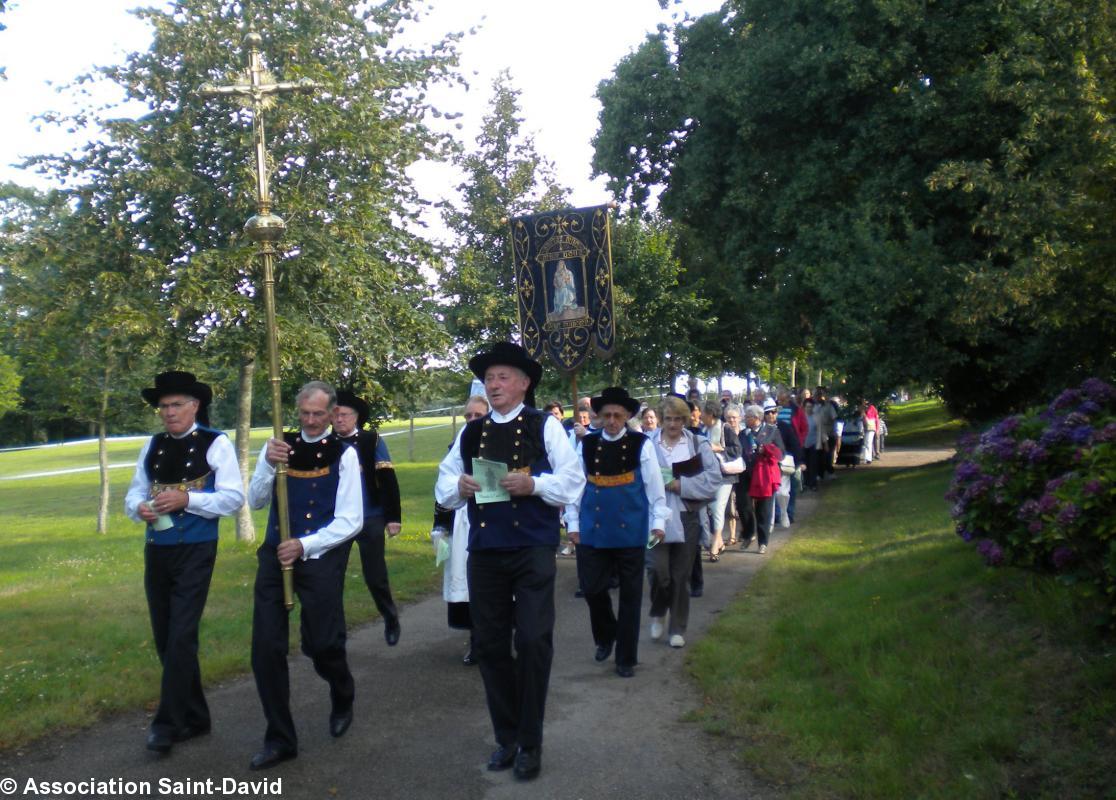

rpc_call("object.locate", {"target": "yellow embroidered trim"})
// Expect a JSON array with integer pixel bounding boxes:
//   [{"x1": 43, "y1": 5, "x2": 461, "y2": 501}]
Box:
[
  {"x1": 287, "y1": 466, "x2": 330, "y2": 479},
  {"x1": 587, "y1": 471, "x2": 636, "y2": 487},
  {"x1": 151, "y1": 472, "x2": 211, "y2": 495},
  {"x1": 375, "y1": 460, "x2": 394, "y2": 469}
]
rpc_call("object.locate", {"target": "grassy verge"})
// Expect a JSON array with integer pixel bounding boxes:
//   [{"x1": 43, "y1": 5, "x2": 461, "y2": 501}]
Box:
[
  {"x1": 689, "y1": 459, "x2": 1116, "y2": 797},
  {"x1": 0, "y1": 419, "x2": 463, "y2": 749},
  {"x1": 883, "y1": 398, "x2": 966, "y2": 448}
]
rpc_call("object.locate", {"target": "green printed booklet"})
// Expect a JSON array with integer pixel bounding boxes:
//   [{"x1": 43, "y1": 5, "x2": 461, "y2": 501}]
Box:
[{"x1": 472, "y1": 458, "x2": 511, "y2": 504}]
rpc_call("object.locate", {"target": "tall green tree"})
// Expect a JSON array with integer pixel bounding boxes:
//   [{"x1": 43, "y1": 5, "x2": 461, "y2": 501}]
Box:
[
  {"x1": 440, "y1": 70, "x2": 568, "y2": 352},
  {"x1": 1, "y1": 184, "x2": 163, "y2": 533},
  {"x1": 18, "y1": 0, "x2": 461, "y2": 538},
  {"x1": 594, "y1": 0, "x2": 1116, "y2": 418}
]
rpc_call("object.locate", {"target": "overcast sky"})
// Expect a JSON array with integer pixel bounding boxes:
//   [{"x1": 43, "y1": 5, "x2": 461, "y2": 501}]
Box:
[{"x1": 0, "y1": 0, "x2": 722, "y2": 207}]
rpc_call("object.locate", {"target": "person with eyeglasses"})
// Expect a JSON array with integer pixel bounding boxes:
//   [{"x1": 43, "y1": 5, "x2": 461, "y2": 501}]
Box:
[
  {"x1": 125, "y1": 371, "x2": 244, "y2": 756},
  {"x1": 430, "y1": 394, "x2": 491, "y2": 666},
  {"x1": 332, "y1": 390, "x2": 403, "y2": 648}
]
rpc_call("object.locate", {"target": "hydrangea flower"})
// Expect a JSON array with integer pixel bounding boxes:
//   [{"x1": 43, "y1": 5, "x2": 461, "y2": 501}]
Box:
[
  {"x1": 1083, "y1": 479, "x2": 1103, "y2": 497},
  {"x1": 1051, "y1": 388, "x2": 1082, "y2": 412},
  {"x1": 1056, "y1": 503, "x2": 1081, "y2": 526},
  {"x1": 1052, "y1": 546, "x2": 1076, "y2": 571}
]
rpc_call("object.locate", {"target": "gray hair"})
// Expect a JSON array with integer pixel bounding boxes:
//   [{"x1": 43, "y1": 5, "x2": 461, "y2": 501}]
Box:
[
  {"x1": 296, "y1": 380, "x2": 336, "y2": 409},
  {"x1": 743, "y1": 403, "x2": 763, "y2": 419},
  {"x1": 465, "y1": 394, "x2": 490, "y2": 412},
  {"x1": 702, "y1": 400, "x2": 722, "y2": 417}
]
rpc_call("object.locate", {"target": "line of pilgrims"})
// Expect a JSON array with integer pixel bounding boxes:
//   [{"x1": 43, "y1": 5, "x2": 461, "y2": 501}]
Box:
[{"x1": 126, "y1": 341, "x2": 740, "y2": 782}]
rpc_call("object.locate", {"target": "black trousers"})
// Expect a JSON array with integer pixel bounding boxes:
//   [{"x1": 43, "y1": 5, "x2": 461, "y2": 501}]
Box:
[
  {"x1": 144, "y1": 540, "x2": 218, "y2": 737},
  {"x1": 467, "y1": 546, "x2": 556, "y2": 750},
  {"x1": 350, "y1": 514, "x2": 398, "y2": 629},
  {"x1": 736, "y1": 489, "x2": 774, "y2": 547},
  {"x1": 251, "y1": 541, "x2": 355, "y2": 752},
  {"x1": 579, "y1": 544, "x2": 644, "y2": 669}
]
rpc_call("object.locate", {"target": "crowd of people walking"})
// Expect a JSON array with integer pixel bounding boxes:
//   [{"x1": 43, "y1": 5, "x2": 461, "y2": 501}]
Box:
[{"x1": 124, "y1": 350, "x2": 885, "y2": 783}]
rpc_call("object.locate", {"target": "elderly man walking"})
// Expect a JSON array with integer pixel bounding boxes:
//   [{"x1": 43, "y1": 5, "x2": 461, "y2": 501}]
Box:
[
  {"x1": 246, "y1": 381, "x2": 363, "y2": 770},
  {"x1": 125, "y1": 371, "x2": 244, "y2": 755},
  {"x1": 435, "y1": 342, "x2": 584, "y2": 781},
  {"x1": 566, "y1": 387, "x2": 667, "y2": 678}
]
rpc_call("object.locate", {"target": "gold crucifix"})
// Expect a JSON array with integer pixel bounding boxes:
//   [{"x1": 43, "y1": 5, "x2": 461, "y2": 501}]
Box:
[{"x1": 199, "y1": 25, "x2": 320, "y2": 611}]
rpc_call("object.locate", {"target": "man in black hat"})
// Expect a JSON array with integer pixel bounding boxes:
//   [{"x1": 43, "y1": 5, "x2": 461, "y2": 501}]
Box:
[
  {"x1": 435, "y1": 342, "x2": 585, "y2": 781},
  {"x1": 125, "y1": 371, "x2": 244, "y2": 755},
  {"x1": 565, "y1": 387, "x2": 667, "y2": 678},
  {"x1": 245, "y1": 380, "x2": 363, "y2": 770},
  {"x1": 332, "y1": 390, "x2": 402, "y2": 646}
]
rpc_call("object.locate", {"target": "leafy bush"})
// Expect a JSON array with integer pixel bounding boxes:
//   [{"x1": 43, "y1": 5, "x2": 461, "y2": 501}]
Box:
[{"x1": 947, "y1": 378, "x2": 1116, "y2": 628}]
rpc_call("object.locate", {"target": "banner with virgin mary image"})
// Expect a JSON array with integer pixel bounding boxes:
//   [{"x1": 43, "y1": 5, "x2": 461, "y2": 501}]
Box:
[{"x1": 510, "y1": 204, "x2": 616, "y2": 373}]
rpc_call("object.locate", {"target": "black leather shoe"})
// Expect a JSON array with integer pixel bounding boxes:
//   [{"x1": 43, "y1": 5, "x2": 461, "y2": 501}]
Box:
[
  {"x1": 487, "y1": 744, "x2": 516, "y2": 772},
  {"x1": 690, "y1": 586, "x2": 704, "y2": 598},
  {"x1": 146, "y1": 730, "x2": 172, "y2": 753},
  {"x1": 329, "y1": 707, "x2": 353, "y2": 738},
  {"x1": 463, "y1": 646, "x2": 476, "y2": 666},
  {"x1": 172, "y1": 724, "x2": 211, "y2": 743},
  {"x1": 384, "y1": 621, "x2": 401, "y2": 647},
  {"x1": 594, "y1": 641, "x2": 614, "y2": 663},
  {"x1": 514, "y1": 746, "x2": 542, "y2": 780},
  {"x1": 249, "y1": 745, "x2": 296, "y2": 771},
  {"x1": 615, "y1": 664, "x2": 635, "y2": 678}
]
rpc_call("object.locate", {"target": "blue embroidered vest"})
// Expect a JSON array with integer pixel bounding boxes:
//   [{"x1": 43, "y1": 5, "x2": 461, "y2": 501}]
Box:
[
  {"x1": 143, "y1": 426, "x2": 224, "y2": 545},
  {"x1": 579, "y1": 430, "x2": 649, "y2": 549},
  {"x1": 265, "y1": 431, "x2": 345, "y2": 546},
  {"x1": 459, "y1": 407, "x2": 559, "y2": 550}
]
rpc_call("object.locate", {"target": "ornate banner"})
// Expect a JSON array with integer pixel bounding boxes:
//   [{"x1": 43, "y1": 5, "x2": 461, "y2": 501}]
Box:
[{"x1": 511, "y1": 205, "x2": 616, "y2": 374}]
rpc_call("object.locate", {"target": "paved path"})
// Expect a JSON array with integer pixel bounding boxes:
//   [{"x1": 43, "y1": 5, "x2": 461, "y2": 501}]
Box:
[{"x1": 0, "y1": 449, "x2": 952, "y2": 800}]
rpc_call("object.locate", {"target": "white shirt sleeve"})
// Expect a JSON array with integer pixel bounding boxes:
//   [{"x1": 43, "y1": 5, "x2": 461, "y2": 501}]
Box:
[
  {"x1": 248, "y1": 441, "x2": 276, "y2": 510},
  {"x1": 183, "y1": 434, "x2": 244, "y2": 519},
  {"x1": 532, "y1": 415, "x2": 587, "y2": 508},
  {"x1": 641, "y1": 438, "x2": 669, "y2": 532},
  {"x1": 435, "y1": 428, "x2": 468, "y2": 510},
  {"x1": 298, "y1": 446, "x2": 363, "y2": 560},
  {"x1": 124, "y1": 439, "x2": 154, "y2": 522}
]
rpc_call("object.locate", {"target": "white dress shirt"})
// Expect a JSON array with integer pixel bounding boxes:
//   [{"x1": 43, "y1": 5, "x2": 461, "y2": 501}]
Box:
[
  {"x1": 124, "y1": 424, "x2": 244, "y2": 522},
  {"x1": 565, "y1": 429, "x2": 669, "y2": 535},
  {"x1": 435, "y1": 402, "x2": 585, "y2": 510},
  {"x1": 248, "y1": 429, "x2": 363, "y2": 560}
]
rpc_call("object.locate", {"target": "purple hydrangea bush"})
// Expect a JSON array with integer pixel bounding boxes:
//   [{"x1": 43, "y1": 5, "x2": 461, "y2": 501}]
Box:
[{"x1": 948, "y1": 378, "x2": 1116, "y2": 628}]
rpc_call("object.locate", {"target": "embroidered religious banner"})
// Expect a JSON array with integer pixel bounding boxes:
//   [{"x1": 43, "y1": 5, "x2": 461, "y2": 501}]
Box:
[{"x1": 510, "y1": 205, "x2": 616, "y2": 373}]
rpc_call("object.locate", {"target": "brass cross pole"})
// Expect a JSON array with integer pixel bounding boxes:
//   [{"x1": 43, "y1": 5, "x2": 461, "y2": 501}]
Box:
[{"x1": 199, "y1": 26, "x2": 320, "y2": 610}]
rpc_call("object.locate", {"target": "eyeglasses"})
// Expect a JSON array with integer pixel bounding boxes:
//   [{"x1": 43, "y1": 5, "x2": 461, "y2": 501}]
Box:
[
  {"x1": 158, "y1": 400, "x2": 195, "y2": 412},
  {"x1": 662, "y1": 415, "x2": 687, "y2": 422}
]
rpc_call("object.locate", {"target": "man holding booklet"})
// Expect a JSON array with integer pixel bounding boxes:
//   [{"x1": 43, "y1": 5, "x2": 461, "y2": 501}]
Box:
[
  {"x1": 435, "y1": 342, "x2": 584, "y2": 782},
  {"x1": 564, "y1": 387, "x2": 667, "y2": 678}
]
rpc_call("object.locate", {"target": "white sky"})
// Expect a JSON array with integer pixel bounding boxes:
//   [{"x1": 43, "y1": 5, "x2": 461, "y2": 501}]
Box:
[{"x1": 0, "y1": 0, "x2": 722, "y2": 206}]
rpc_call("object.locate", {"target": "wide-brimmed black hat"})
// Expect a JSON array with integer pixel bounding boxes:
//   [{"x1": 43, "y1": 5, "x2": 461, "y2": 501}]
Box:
[
  {"x1": 141, "y1": 371, "x2": 212, "y2": 409},
  {"x1": 335, "y1": 389, "x2": 370, "y2": 429},
  {"x1": 591, "y1": 387, "x2": 640, "y2": 417},
  {"x1": 468, "y1": 342, "x2": 543, "y2": 406},
  {"x1": 141, "y1": 371, "x2": 212, "y2": 426}
]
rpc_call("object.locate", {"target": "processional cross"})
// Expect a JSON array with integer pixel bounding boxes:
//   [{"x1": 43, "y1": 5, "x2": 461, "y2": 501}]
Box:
[{"x1": 199, "y1": 26, "x2": 320, "y2": 610}]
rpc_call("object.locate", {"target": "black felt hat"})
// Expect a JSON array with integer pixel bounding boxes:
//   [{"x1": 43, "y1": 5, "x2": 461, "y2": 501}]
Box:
[
  {"x1": 591, "y1": 387, "x2": 640, "y2": 417},
  {"x1": 141, "y1": 371, "x2": 212, "y2": 409},
  {"x1": 468, "y1": 342, "x2": 543, "y2": 407},
  {"x1": 141, "y1": 371, "x2": 212, "y2": 426},
  {"x1": 335, "y1": 390, "x2": 370, "y2": 429}
]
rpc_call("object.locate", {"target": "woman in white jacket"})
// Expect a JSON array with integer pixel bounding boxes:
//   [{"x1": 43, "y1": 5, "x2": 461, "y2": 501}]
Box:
[
  {"x1": 647, "y1": 395, "x2": 721, "y2": 648},
  {"x1": 431, "y1": 395, "x2": 490, "y2": 665}
]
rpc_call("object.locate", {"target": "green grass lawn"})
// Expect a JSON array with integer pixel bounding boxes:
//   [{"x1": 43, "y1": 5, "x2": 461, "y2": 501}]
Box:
[
  {"x1": 0, "y1": 418, "x2": 462, "y2": 749},
  {"x1": 883, "y1": 398, "x2": 967, "y2": 448},
  {"x1": 689, "y1": 404, "x2": 1116, "y2": 798}
]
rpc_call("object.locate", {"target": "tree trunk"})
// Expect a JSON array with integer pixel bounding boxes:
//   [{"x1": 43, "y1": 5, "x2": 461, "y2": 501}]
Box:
[
  {"x1": 790, "y1": 359, "x2": 797, "y2": 389},
  {"x1": 96, "y1": 366, "x2": 111, "y2": 535},
  {"x1": 234, "y1": 354, "x2": 257, "y2": 543}
]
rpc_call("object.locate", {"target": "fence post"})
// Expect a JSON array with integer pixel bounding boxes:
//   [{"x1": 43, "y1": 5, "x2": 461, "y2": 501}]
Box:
[
  {"x1": 452, "y1": 405, "x2": 457, "y2": 437},
  {"x1": 408, "y1": 412, "x2": 415, "y2": 462}
]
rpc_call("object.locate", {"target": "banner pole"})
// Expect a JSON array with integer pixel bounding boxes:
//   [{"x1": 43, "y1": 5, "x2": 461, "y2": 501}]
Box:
[{"x1": 570, "y1": 371, "x2": 579, "y2": 419}]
